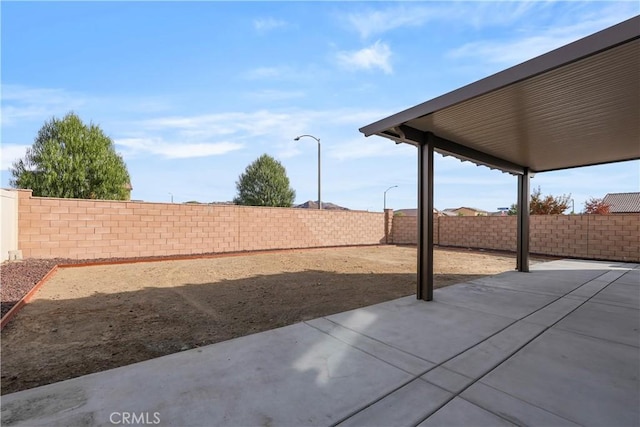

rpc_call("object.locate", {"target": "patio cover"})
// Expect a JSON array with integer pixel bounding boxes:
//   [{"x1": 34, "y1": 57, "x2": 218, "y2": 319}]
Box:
[{"x1": 360, "y1": 16, "x2": 640, "y2": 300}]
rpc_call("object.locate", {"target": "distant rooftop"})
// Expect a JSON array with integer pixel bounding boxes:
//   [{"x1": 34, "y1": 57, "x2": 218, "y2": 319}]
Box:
[
  {"x1": 602, "y1": 192, "x2": 640, "y2": 213},
  {"x1": 442, "y1": 207, "x2": 489, "y2": 216}
]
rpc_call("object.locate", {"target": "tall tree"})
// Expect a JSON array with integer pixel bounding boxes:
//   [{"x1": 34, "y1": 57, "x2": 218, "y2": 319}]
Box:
[
  {"x1": 583, "y1": 197, "x2": 611, "y2": 214},
  {"x1": 234, "y1": 154, "x2": 295, "y2": 207},
  {"x1": 507, "y1": 187, "x2": 571, "y2": 215},
  {"x1": 10, "y1": 112, "x2": 131, "y2": 200}
]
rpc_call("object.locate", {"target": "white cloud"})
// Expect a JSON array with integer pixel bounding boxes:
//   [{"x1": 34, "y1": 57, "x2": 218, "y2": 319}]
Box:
[
  {"x1": 0, "y1": 144, "x2": 29, "y2": 171},
  {"x1": 1, "y1": 84, "x2": 86, "y2": 126},
  {"x1": 115, "y1": 138, "x2": 243, "y2": 159},
  {"x1": 345, "y1": 5, "x2": 434, "y2": 39},
  {"x1": 253, "y1": 17, "x2": 287, "y2": 33},
  {"x1": 275, "y1": 142, "x2": 302, "y2": 160},
  {"x1": 140, "y1": 110, "x2": 301, "y2": 139},
  {"x1": 336, "y1": 41, "x2": 392, "y2": 74},
  {"x1": 244, "y1": 89, "x2": 305, "y2": 102},
  {"x1": 327, "y1": 136, "x2": 413, "y2": 161},
  {"x1": 243, "y1": 67, "x2": 283, "y2": 80},
  {"x1": 343, "y1": 3, "x2": 543, "y2": 39},
  {"x1": 242, "y1": 65, "x2": 314, "y2": 82},
  {"x1": 448, "y1": 10, "x2": 638, "y2": 67}
]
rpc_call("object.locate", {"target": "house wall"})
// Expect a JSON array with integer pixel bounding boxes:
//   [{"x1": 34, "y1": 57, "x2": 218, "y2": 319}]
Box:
[
  {"x1": 14, "y1": 190, "x2": 385, "y2": 259},
  {"x1": 1, "y1": 189, "x2": 19, "y2": 262},
  {"x1": 390, "y1": 213, "x2": 639, "y2": 262}
]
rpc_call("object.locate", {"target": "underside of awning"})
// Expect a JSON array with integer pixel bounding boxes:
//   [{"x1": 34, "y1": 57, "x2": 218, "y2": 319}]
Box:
[
  {"x1": 360, "y1": 16, "x2": 640, "y2": 301},
  {"x1": 362, "y1": 16, "x2": 639, "y2": 175}
]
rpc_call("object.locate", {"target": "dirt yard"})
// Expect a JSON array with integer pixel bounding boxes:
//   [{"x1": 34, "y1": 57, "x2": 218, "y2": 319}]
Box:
[{"x1": 1, "y1": 245, "x2": 534, "y2": 395}]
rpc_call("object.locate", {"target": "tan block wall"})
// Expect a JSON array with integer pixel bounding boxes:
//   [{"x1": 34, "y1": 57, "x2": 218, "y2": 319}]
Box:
[
  {"x1": 389, "y1": 215, "x2": 441, "y2": 245},
  {"x1": 12, "y1": 189, "x2": 639, "y2": 262},
  {"x1": 390, "y1": 212, "x2": 639, "y2": 262},
  {"x1": 439, "y1": 216, "x2": 515, "y2": 251},
  {"x1": 530, "y1": 215, "x2": 588, "y2": 258},
  {"x1": 16, "y1": 190, "x2": 385, "y2": 259},
  {"x1": 390, "y1": 215, "x2": 418, "y2": 244}
]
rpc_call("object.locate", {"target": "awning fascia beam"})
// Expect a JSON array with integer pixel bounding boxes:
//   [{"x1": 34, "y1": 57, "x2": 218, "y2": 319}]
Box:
[{"x1": 379, "y1": 125, "x2": 526, "y2": 175}]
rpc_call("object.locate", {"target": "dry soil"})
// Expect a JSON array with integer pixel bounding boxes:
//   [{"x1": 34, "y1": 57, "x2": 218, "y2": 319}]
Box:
[{"x1": 1, "y1": 245, "x2": 535, "y2": 395}]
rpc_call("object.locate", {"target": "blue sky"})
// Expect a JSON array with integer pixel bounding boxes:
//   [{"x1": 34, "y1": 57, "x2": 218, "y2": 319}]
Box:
[{"x1": 2, "y1": 1, "x2": 638, "y2": 212}]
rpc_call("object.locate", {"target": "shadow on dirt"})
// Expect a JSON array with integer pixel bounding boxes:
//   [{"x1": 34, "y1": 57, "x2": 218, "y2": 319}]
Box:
[{"x1": 1, "y1": 270, "x2": 493, "y2": 395}]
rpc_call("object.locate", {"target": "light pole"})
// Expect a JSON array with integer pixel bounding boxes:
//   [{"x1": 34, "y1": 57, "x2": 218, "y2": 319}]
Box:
[
  {"x1": 294, "y1": 134, "x2": 321, "y2": 209},
  {"x1": 169, "y1": 192, "x2": 173, "y2": 203},
  {"x1": 384, "y1": 185, "x2": 398, "y2": 211}
]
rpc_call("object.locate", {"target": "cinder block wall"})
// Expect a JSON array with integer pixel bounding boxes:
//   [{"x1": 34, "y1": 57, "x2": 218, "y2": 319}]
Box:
[
  {"x1": 389, "y1": 215, "x2": 419, "y2": 244},
  {"x1": 15, "y1": 190, "x2": 385, "y2": 259},
  {"x1": 439, "y1": 216, "x2": 515, "y2": 251},
  {"x1": 390, "y1": 213, "x2": 639, "y2": 262},
  {"x1": 530, "y1": 214, "x2": 639, "y2": 261}
]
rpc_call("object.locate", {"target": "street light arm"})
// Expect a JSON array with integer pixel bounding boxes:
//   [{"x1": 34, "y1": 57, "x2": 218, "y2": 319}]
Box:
[
  {"x1": 384, "y1": 185, "x2": 398, "y2": 195},
  {"x1": 294, "y1": 134, "x2": 320, "y2": 144},
  {"x1": 383, "y1": 185, "x2": 398, "y2": 211}
]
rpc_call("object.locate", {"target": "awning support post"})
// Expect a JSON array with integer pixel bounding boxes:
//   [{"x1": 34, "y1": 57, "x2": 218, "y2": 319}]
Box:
[
  {"x1": 517, "y1": 168, "x2": 530, "y2": 272},
  {"x1": 417, "y1": 133, "x2": 434, "y2": 300}
]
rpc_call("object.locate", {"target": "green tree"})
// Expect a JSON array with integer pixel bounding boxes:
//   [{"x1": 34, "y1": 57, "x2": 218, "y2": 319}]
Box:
[
  {"x1": 507, "y1": 187, "x2": 571, "y2": 215},
  {"x1": 10, "y1": 112, "x2": 131, "y2": 200},
  {"x1": 233, "y1": 154, "x2": 295, "y2": 207}
]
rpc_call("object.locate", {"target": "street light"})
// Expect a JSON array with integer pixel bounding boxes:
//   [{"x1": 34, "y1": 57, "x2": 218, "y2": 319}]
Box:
[
  {"x1": 294, "y1": 134, "x2": 321, "y2": 210},
  {"x1": 169, "y1": 192, "x2": 173, "y2": 203},
  {"x1": 383, "y1": 185, "x2": 398, "y2": 211}
]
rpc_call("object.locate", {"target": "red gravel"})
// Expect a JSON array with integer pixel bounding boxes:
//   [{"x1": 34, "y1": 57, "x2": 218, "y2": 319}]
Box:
[{"x1": 1, "y1": 259, "x2": 74, "y2": 318}]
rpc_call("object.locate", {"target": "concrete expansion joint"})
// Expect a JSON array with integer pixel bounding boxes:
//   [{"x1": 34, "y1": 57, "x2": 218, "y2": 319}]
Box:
[{"x1": 304, "y1": 318, "x2": 434, "y2": 373}]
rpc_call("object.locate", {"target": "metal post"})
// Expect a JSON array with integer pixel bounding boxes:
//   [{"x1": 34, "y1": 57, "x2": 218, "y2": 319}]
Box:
[
  {"x1": 517, "y1": 168, "x2": 530, "y2": 272},
  {"x1": 317, "y1": 140, "x2": 321, "y2": 210},
  {"x1": 417, "y1": 133, "x2": 434, "y2": 301},
  {"x1": 294, "y1": 135, "x2": 321, "y2": 209}
]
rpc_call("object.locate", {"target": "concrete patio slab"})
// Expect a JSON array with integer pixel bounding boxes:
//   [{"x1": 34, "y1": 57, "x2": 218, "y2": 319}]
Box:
[
  {"x1": 1, "y1": 322, "x2": 414, "y2": 426},
  {"x1": 417, "y1": 397, "x2": 514, "y2": 427},
  {"x1": 324, "y1": 296, "x2": 515, "y2": 364},
  {"x1": 478, "y1": 328, "x2": 640, "y2": 426},
  {"x1": 336, "y1": 379, "x2": 450, "y2": 427},
  {"x1": 616, "y1": 269, "x2": 640, "y2": 286},
  {"x1": 441, "y1": 321, "x2": 545, "y2": 379},
  {"x1": 471, "y1": 269, "x2": 606, "y2": 297},
  {"x1": 554, "y1": 300, "x2": 640, "y2": 347},
  {"x1": 2, "y1": 259, "x2": 638, "y2": 427},
  {"x1": 429, "y1": 281, "x2": 556, "y2": 319},
  {"x1": 305, "y1": 317, "x2": 434, "y2": 376},
  {"x1": 521, "y1": 296, "x2": 585, "y2": 327},
  {"x1": 591, "y1": 281, "x2": 640, "y2": 309},
  {"x1": 420, "y1": 367, "x2": 473, "y2": 394},
  {"x1": 461, "y1": 382, "x2": 580, "y2": 426}
]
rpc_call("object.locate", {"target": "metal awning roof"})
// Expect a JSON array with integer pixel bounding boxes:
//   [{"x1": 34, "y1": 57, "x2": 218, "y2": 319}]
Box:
[{"x1": 360, "y1": 16, "x2": 640, "y2": 175}]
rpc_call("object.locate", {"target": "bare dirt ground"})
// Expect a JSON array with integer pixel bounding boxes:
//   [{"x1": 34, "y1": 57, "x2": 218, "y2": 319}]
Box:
[{"x1": 1, "y1": 245, "x2": 542, "y2": 395}]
